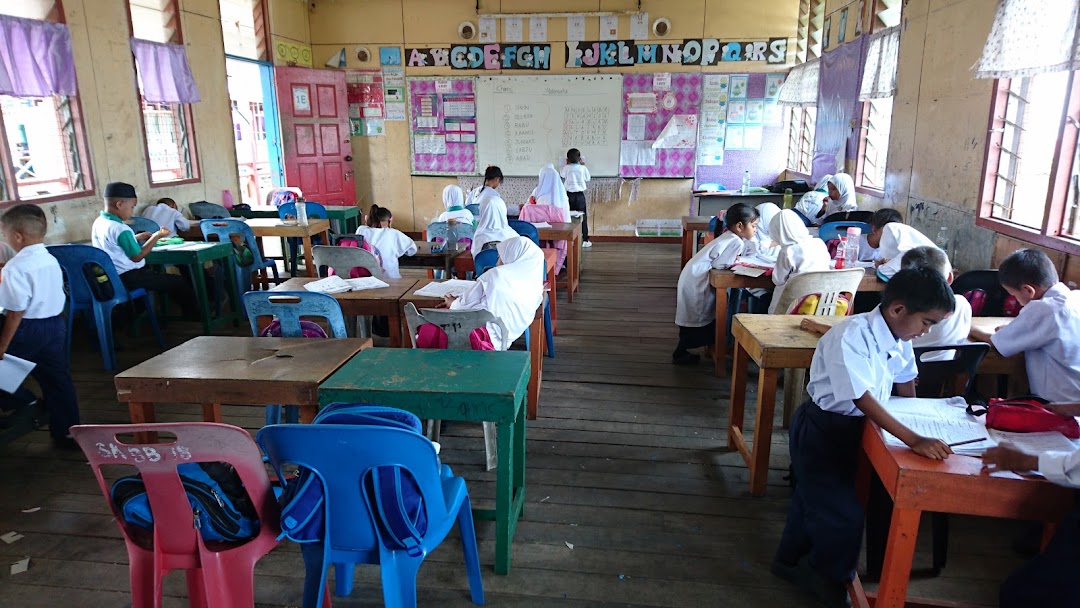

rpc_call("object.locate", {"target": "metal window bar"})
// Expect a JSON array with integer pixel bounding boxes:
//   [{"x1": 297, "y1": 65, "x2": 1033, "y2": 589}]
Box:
[
  {"x1": 994, "y1": 80, "x2": 1031, "y2": 220},
  {"x1": 787, "y1": 107, "x2": 802, "y2": 171},
  {"x1": 56, "y1": 95, "x2": 84, "y2": 192}
]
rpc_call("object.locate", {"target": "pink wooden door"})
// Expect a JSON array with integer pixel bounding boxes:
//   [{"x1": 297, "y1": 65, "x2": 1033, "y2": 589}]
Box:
[{"x1": 274, "y1": 67, "x2": 355, "y2": 206}]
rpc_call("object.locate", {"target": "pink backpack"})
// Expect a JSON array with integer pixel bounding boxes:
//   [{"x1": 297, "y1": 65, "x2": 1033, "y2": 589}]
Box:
[
  {"x1": 414, "y1": 324, "x2": 495, "y2": 350},
  {"x1": 334, "y1": 236, "x2": 382, "y2": 278},
  {"x1": 258, "y1": 319, "x2": 328, "y2": 338}
]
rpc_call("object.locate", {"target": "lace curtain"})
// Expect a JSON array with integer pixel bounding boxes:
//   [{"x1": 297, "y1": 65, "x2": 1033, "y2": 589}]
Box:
[
  {"x1": 859, "y1": 26, "x2": 900, "y2": 100},
  {"x1": 777, "y1": 59, "x2": 820, "y2": 107},
  {"x1": 974, "y1": 0, "x2": 1080, "y2": 79}
]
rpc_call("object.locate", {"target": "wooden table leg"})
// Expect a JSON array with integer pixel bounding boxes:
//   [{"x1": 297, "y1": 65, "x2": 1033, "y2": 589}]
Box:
[
  {"x1": 300, "y1": 405, "x2": 318, "y2": 424},
  {"x1": 874, "y1": 506, "x2": 922, "y2": 608},
  {"x1": 223, "y1": 256, "x2": 241, "y2": 325},
  {"x1": 728, "y1": 341, "x2": 749, "y2": 451},
  {"x1": 713, "y1": 288, "x2": 730, "y2": 377},
  {"x1": 190, "y1": 261, "x2": 213, "y2": 334},
  {"x1": 201, "y1": 402, "x2": 222, "y2": 422},
  {"x1": 128, "y1": 402, "x2": 157, "y2": 443},
  {"x1": 527, "y1": 314, "x2": 542, "y2": 420},
  {"x1": 681, "y1": 230, "x2": 693, "y2": 267},
  {"x1": 566, "y1": 237, "x2": 577, "y2": 303},
  {"x1": 494, "y1": 410, "x2": 515, "y2": 575},
  {"x1": 302, "y1": 236, "x2": 316, "y2": 277},
  {"x1": 749, "y1": 367, "x2": 779, "y2": 497},
  {"x1": 547, "y1": 261, "x2": 558, "y2": 335},
  {"x1": 388, "y1": 310, "x2": 404, "y2": 348}
]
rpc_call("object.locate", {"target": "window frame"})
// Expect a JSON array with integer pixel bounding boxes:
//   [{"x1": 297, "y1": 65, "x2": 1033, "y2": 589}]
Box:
[
  {"x1": 786, "y1": 106, "x2": 816, "y2": 178},
  {"x1": 125, "y1": 0, "x2": 201, "y2": 187},
  {"x1": 853, "y1": 0, "x2": 900, "y2": 195},
  {"x1": 977, "y1": 73, "x2": 1080, "y2": 256},
  {"x1": 0, "y1": 0, "x2": 95, "y2": 207}
]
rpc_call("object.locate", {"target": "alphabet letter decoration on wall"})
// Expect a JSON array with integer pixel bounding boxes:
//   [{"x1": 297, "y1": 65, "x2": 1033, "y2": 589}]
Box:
[
  {"x1": 406, "y1": 44, "x2": 552, "y2": 70},
  {"x1": 565, "y1": 38, "x2": 789, "y2": 68}
]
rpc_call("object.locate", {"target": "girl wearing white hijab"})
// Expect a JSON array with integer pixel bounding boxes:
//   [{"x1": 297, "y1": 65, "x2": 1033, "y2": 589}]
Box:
[
  {"x1": 438, "y1": 185, "x2": 475, "y2": 224},
  {"x1": 818, "y1": 173, "x2": 858, "y2": 219},
  {"x1": 529, "y1": 164, "x2": 571, "y2": 222},
  {"x1": 471, "y1": 166, "x2": 519, "y2": 256},
  {"x1": 751, "y1": 202, "x2": 782, "y2": 262},
  {"x1": 448, "y1": 236, "x2": 544, "y2": 351},
  {"x1": 768, "y1": 209, "x2": 832, "y2": 313},
  {"x1": 795, "y1": 174, "x2": 831, "y2": 223},
  {"x1": 871, "y1": 221, "x2": 936, "y2": 280}
]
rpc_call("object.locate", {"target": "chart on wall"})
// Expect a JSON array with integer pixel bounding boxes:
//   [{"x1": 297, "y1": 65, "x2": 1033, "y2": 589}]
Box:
[
  {"x1": 476, "y1": 75, "x2": 622, "y2": 176},
  {"x1": 407, "y1": 77, "x2": 478, "y2": 176},
  {"x1": 620, "y1": 73, "x2": 702, "y2": 178}
]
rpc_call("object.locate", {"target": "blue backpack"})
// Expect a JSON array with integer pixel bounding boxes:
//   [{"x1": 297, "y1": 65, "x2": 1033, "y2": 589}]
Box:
[
  {"x1": 276, "y1": 404, "x2": 430, "y2": 556},
  {"x1": 111, "y1": 462, "x2": 260, "y2": 543}
]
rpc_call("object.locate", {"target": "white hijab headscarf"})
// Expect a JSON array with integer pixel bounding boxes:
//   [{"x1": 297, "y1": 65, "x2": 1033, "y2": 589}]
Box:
[
  {"x1": 443, "y1": 185, "x2": 464, "y2": 211},
  {"x1": 814, "y1": 174, "x2": 833, "y2": 192},
  {"x1": 471, "y1": 185, "x2": 518, "y2": 255},
  {"x1": 825, "y1": 173, "x2": 857, "y2": 215},
  {"x1": 530, "y1": 164, "x2": 571, "y2": 221},
  {"x1": 452, "y1": 236, "x2": 544, "y2": 350},
  {"x1": 753, "y1": 203, "x2": 782, "y2": 261},
  {"x1": 770, "y1": 209, "x2": 813, "y2": 247}
]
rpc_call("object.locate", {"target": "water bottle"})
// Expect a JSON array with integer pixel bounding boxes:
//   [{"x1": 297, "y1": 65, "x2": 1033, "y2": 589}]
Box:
[
  {"x1": 935, "y1": 225, "x2": 950, "y2": 256},
  {"x1": 845, "y1": 226, "x2": 862, "y2": 266},
  {"x1": 783, "y1": 188, "x2": 793, "y2": 209},
  {"x1": 741, "y1": 170, "x2": 751, "y2": 194},
  {"x1": 296, "y1": 197, "x2": 309, "y2": 226},
  {"x1": 834, "y1": 235, "x2": 847, "y2": 269},
  {"x1": 221, "y1": 189, "x2": 234, "y2": 209}
]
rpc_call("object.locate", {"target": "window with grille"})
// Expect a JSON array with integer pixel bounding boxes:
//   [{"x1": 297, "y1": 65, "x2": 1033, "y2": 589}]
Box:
[
  {"x1": 250, "y1": 102, "x2": 266, "y2": 140},
  {"x1": 0, "y1": 1, "x2": 93, "y2": 204},
  {"x1": 231, "y1": 100, "x2": 242, "y2": 140},
  {"x1": 795, "y1": 0, "x2": 826, "y2": 63},
  {"x1": 856, "y1": 97, "x2": 893, "y2": 191},
  {"x1": 787, "y1": 107, "x2": 816, "y2": 175}
]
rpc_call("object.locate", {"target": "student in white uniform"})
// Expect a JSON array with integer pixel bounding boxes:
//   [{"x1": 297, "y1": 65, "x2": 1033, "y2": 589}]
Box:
[
  {"x1": 673, "y1": 203, "x2": 759, "y2": 365},
  {"x1": 774, "y1": 268, "x2": 955, "y2": 607},
  {"x1": 354, "y1": 204, "x2": 417, "y2": 280},
  {"x1": 769, "y1": 209, "x2": 833, "y2": 314},
  {"x1": 815, "y1": 173, "x2": 858, "y2": 221},
  {"x1": 561, "y1": 148, "x2": 592, "y2": 246},
  {"x1": 437, "y1": 185, "x2": 474, "y2": 225},
  {"x1": 529, "y1": 164, "x2": 571, "y2": 222},
  {"x1": 140, "y1": 197, "x2": 191, "y2": 234},
  {"x1": 796, "y1": 174, "x2": 831, "y2": 224},
  {"x1": 752, "y1": 202, "x2": 782, "y2": 262},
  {"x1": 0, "y1": 204, "x2": 81, "y2": 449},
  {"x1": 470, "y1": 166, "x2": 518, "y2": 256},
  {"x1": 970, "y1": 249, "x2": 1080, "y2": 403},
  {"x1": 444, "y1": 236, "x2": 544, "y2": 351},
  {"x1": 0, "y1": 241, "x2": 14, "y2": 268},
  {"x1": 866, "y1": 209, "x2": 938, "y2": 280}
]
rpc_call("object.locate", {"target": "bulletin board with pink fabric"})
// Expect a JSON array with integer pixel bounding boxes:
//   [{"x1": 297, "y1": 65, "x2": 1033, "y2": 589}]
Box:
[
  {"x1": 407, "y1": 77, "x2": 478, "y2": 176},
  {"x1": 619, "y1": 73, "x2": 702, "y2": 178}
]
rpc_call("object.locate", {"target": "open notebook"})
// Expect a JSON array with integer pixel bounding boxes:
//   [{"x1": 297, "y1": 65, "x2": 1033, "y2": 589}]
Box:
[
  {"x1": 302, "y1": 276, "x2": 390, "y2": 294},
  {"x1": 413, "y1": 279, "x2": 476, "y2": 298},
  {"x1": 732, "y1": 254, "x2": 776, "y2": 277}
]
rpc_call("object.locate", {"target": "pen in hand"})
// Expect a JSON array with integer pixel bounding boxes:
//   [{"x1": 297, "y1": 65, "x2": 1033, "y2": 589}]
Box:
[{"x1": 947, "y1": 438, "x2": 986, "y2": 448}]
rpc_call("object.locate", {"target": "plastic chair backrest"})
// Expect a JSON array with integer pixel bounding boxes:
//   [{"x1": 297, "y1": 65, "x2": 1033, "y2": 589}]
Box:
[
  {"x1": 465, "y1": 203, "x2": 480, "y2": 216},
  {"x1": 403, "y1": 302, "x2": 508, "y2": 350},
  {"x1": 46, "y1": 244, "x2": 134, "y2": 304},
  {"x1": 448, "y1": 222, "x2": 475, "y2": 243},
  {"x1": 199, "y1": 218, "x2": 267, "y2": 269},
  {"x1": 426, "y1": 221, "x2": 448, "y2": 241},
  {"x1": 189, "y1": 201, "x2": 231, "y2": 220},
  {"x1": 70, "y1": 422, "x2": 279, "y2": 558},
  {"x1": 474, "y1": 248, "x2": 499, "y2": 276},
  {"x1": 278, "y1": 201, "x2": 328, "y2": 220},
  {"x1": 821, "y1": 210, "x2": 873, "y2": 225},
  {"x1": 242, "y1": 291, "x2": 349, "y2": 338},
  {"x1": 256, "y1": 424, "x2": 448, "y2": 557},
  {"x1": 708, "y1": 215, "x2": 720, "y2": 236},
  {"x1": 266, "y1": 187, "x2": 303, "y2": 207},
  {"x1": 773, "y1": 268, "x2": 866, "y2": 315},
  {"x1": 913, "y1": 343, "x2": 991, "y2": 399},
  {"x1": 818, "y1": 221, "x2": 872, "y2": 242},
  {"x1": 128, "y1": 216, "x2": 161, "y2": 234},
  {"x1": 953, "y1": 270, "x2": 1007, "y2": 316},
  {"x1": 507, "y1": 219, "x2": 540, "y2": 246},
  {"x1": 312, "y1": 245, "x2": 382, "y2": 279}
]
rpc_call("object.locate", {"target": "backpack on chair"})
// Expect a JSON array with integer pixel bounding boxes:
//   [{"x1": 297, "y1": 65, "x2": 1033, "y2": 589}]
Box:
[{"x1": 334, "y1": 236, "x2": 382, "y2": 278}]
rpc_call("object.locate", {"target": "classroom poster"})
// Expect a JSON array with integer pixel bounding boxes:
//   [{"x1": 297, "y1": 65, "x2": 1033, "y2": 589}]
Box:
[
  {"x1": 696, "y1": 113, "x2": 727, "y2": 166},
  {"x1": 504, "y1": 17, "x2": 524, "y2": 42},
  {"x1": 627, "y1": 92, "x2": 658, "y2": 113},
  {"x1": 565, "y1": 38, "x2": 789, "y2": 67},
  {"x1": 620, "y1": 72, "x2": 701, "y2": 177},
  {"x1": 408, "y1": 77, "x2": 478, "y2": 175},
  {"x1": 529, "y1": 16, "x2": 547, "y2": 42},
  {"x1": 382, "y1": 67, "x2": 406, "y2": 120},
  {"x1": 600, "y1": 15, "x2": 619, "y2": 41},
  {"x1": 653, "y1": 114, "x2": 698, "y2": 149},
  {"x1": 743, "y1": 125, "x2": 763, "y2": 150},
  {"x1": 745, "y1": 100, "x2": 764, "y2": 124},
  {"x1": 567, "y1": 15, "x2": 586, "y2": 41},
  {"x1": 727, "y1": 101, "x2": 746, "y2": 123},
  {"x1": 346, "y1": 70, "x2": 385, "y2": 132},
  {"x1": 765, "y1": 74, "x2": 785, "y2": 99},
  {"x1": 379, "y1": 47, "x2": 402, "y2": 66},
  {"x1": 479, "y1": 16, "x2": 496, "y2": 43},
  {"x1": 726, "y1": 125, "x2": 745, "y2": 150},
  {"x1": 730, "y1": 75, "x2": 748, "y2": 99},
  {"x1": 626, "y1": 114, "x2": 647, "y2": 140},
  {"x1": 630, "y1": 13, "x2": 650, "y2": 40}
]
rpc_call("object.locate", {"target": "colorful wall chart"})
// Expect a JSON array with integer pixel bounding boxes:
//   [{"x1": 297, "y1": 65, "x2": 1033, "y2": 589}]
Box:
[
  {"x1": 620, "y1": 73, "x2": 702, "y2": 178},
  {"x1": 407, "y1": 77, "x2": 478, "y2": 175},
  {"x1": 346, "y1": 70, "x2": 385, "y2": 136}
]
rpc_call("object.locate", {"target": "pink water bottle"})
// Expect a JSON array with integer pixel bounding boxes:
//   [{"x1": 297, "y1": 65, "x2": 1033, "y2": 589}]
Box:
[{"x1": 222, "y1": 189, "x2": 235, "y2": 209}]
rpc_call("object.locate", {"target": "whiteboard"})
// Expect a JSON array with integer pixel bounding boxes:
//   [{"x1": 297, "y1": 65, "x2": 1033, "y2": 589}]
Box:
[{"x1": 476, "y1": 75, "x2": 623, "y2": 177}]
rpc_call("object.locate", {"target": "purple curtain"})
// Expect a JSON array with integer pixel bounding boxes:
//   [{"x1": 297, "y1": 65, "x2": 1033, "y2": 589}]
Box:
[
  {"x1": 0, "y1": 15, "x2": 77, "y2": 98},
  {"x1": 811, "y1": 37, "x2": 868, "y2": 182},
  {"x1": 130, "y1": 38, "x2": 201, "y2": 104}
]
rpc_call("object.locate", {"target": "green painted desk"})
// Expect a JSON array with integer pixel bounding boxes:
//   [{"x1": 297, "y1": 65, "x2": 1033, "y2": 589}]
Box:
[
  {"x1": 319, "y1": 348, "x2": 530, "y2": 575},
  {"x1": 146, "y1": 242, "x2": 240, "y2": 334},
  {"x1": 231, "y1": 205, "x2": 361, "y2": 233}
]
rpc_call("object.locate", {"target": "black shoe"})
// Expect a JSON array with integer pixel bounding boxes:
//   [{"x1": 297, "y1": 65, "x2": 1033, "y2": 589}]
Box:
[
  {"x1": 672, "y1": 351, "x2": 701, "y2": 365},
  {"x1": 51, "y1": 436, "x2": 80, "y2": 452},
  {"x1": 772, "y1": 557, "x2": 851, "y2": 608}
]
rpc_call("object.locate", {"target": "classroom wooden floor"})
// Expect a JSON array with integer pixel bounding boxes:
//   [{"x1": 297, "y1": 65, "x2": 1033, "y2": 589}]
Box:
[{"x1": 0, "y1": 242, "x2": 1026, "y2": 607}]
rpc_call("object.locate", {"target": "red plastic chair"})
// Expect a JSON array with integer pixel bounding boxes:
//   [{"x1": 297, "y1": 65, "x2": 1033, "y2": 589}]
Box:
[{"x1": 70, "y1": 423, "x2": 282, "y2": 608}]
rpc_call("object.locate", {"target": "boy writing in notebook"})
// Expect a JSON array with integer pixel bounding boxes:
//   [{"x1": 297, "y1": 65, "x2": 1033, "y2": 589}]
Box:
[
  {"x1": 0, "y1": 204, "x2": 81, "y2": 449},
  {"x1": 774, "y1": 267, "x2": 955, "y2": 607}
]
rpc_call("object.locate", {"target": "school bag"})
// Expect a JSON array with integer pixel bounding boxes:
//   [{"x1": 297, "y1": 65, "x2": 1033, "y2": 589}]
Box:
[
  {"x1": 258, "y1": 319, "x2": 328, "y2": 339},
  {"x1": 275, "y1": 404, "x2": 430, "y2": 555},
  {"x1": 110, "y1": 462, "x2": 261, "y2": 543},
  {"x1": 334, "y1": 236, "x2": 382, "y2": 278},
  {"x1": 978, "y1": 398, "x2": 1080, "y2": 439},
  {"x1": 414, "y1": 323, "x2": 495, "y2": 350}
]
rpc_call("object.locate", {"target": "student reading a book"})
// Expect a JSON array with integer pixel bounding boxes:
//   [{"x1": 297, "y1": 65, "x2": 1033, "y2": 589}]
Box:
[
  {"x1": 354, "y1": 205, "x2": 417, "y2": 279},
  {"x1": 768, "y1": 209, "x2": 832, "y2": 313},
  {"x1": 866, "y1": 209, "x2": 938, "y2": 280}
]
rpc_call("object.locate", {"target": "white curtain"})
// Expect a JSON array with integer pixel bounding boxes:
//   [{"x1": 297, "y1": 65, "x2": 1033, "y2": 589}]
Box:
[
  {"x1": 859, "y1": 26, "x2": 900, "y2": 100},
  {"x1": 777, "y1": 58, "x2": 820, "y2": 107},
  {"x1": 973, "y1": 0, "x2": 1080, "y2": 79}
]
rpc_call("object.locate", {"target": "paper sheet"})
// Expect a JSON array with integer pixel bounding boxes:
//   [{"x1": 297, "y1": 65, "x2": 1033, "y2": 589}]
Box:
[
  {"x1": 620, "y1": 141, "x2": 657, "y2": 166},
  {"x1": 530, "y1": 222, "x2": 552, "y2": 228},
  {"x1": 173, "y1": 242, "x2": 216, "y2": 251},
  {"x1": 413, "y1": 279, "x2": 477, "y2": 298},
  {"x1": 883, "y1": 415, "x2": 994, "y2": 455},
  {"x1": 626, "y1": 114, "x2": 647, "y2": 141},
  {"x1": 479, "y1": 16, "x2": 497, "y2": 43},
  {"x1": 529, "y1": 16, "x2": 547, "y2": 42},
  {"x1": 737, "y1": 254, "x2": 776, "y2": 269},
  {"x1": 652, "y1": 115, "x2": 698, "y2": 149},
  {"x1": 343, "y1": 277, "x2": 390, "y2": 291},
  {"x1": 989, "y1": 431, "x2": 1078, "y2": 454},
  {"x1": 630, "y1": 12, "x2": 650, "y2": 40},
  {"x1": 0, "y1": 354, "x2": 35, "y2": 393},
  {"x1": 732, "y1": 265, "x2": 767, "y2": 277},
  {"x1": 303, "y1": 276, "x2": 352, "y2": 294},
  {"x1": 743, "y1": 125, "x2": 763, "y2": 150},
  {"x1": 600, "y1": 15, "x2": 619, "y2": 40},
  {"x1": 566, "y1": 15, "x2": 585, "y2": 41},
  {"x1": 504, "y1": 16, "x2": 524, "y2": 42}
]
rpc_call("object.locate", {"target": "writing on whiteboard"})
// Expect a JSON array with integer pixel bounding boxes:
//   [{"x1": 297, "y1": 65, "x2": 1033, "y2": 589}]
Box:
[{"x1": 563, "y1": 106, "x2": 610, "y2": 147}]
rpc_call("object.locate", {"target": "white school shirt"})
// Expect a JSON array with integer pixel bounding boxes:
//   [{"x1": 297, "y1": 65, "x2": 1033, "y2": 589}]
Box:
[
  {"x1": 561, "y1": 163, "x2": 591, "y2": 193},
  {"x1": 675, "y1": 231, "x2": 745, "y2": 327},
  {"x1": 807, "y1": 307, "x2": 919, "y2": 416},
  {"x1": 92, "y1": 213, "x2": 144, "y2": 273},
  {"x1": 353, "y1": 226, "x2": 417, "y2": 279},
  {"x1": 140, "y1": 203, "x2": 191, "y2": 234},
  {"x1": 911, "y1": 294, "x2": 972, "y2": 362},
  {"x1": 1039, "y1": 449, "x2": 1080, "y2": 488},
  {"x1": 470, "y1": 187, "x2": 519, "y2": 256},
  {"x1": 0, "y1": 242, "x2": 14, "y2": 265},
  {"x1": 768, "y1": 239, "x2": 833, "y2": 314},
  {"x1": 876, "y1": 224, "x2": 937, "y2": 280},
  {"x1": 438, "y1": 208, "x2": 475, "y2": 224},
  {"x1": 991, "y1": 283, "x2": 1080, "y2": 403},
  {"x1": 0, "y1": 244, "x2": 66, "y2": 319}
]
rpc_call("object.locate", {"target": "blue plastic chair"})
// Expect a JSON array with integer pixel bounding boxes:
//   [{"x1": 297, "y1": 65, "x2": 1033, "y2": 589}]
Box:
[
  {"x1": 818, "y1": 221, "x2": 872, "y2": 242},
  {"x1": 189, "y1": 201, "x2": 230, "y2": 220},
  {"x1": 199, "y1": 219, "x2": 281, "y2": 292},
  {"x1": 507, "y1": 220, "x2": 540, "y2": 247},
  {"x1": 474, "y1": 248, "x2": 554, "y2": 358},
  {"x1": 46, "y1": 245, "x2": 165, "y2": 371},
  {"x1": 242, "y1": 291, "x2": 349, "y2": 425},
  {"x1": 257, "y1": 422, "x2": 484, "y2": 608},
  {"x1": 278, "y1": 202, "x2": 329, "y2": 276},
  {"x1": 708, "y1": 215, "x2": 720, "y2": 236},
  {"x1": 465, "y1": 203, "x2": 480, "y2": 217},
  {"x1": 128, "y1": 216, "x2": 160, "y2": 233}
]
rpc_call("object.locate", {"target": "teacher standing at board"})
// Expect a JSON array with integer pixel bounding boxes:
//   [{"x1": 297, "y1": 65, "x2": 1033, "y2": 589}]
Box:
[{"x1": 471, "y1": 166, "x2": 519, "y2": 256}]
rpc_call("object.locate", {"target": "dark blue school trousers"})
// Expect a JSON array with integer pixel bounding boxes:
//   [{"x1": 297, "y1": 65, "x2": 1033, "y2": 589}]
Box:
[
  {"x1": 1, "y1": 315, "x2": 80, "y2": 439},
  {"x1": 776, "y1": 400, "x2": 865, "y2": 583},
  {"x1": 1000, "y1": 501, "x2": 1080, "y2": 608}
]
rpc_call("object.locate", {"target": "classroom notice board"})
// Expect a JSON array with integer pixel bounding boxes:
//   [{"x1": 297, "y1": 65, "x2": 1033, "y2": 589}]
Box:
[
  {"x1": 476, "y1": 75, "x2": 622, "y2": 177},
  {"x1": 408, "y1": 77, "x2": 478, "y2": 176},
  {"x1": 620, "y1": 73, "x2": 702, "y2": 178}
]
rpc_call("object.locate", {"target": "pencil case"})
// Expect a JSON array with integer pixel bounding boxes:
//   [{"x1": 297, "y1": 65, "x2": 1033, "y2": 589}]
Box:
[{"x1": 983, "y1": 399, "x2": 1080, "y2": 439}]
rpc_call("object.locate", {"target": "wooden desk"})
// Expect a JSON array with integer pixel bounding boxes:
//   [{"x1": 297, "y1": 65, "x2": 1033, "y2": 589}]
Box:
[
  {"x1": 854, "y1": 421, "x2": 1074, "y2": 608},
  {"x1": 537, "y1": 222, "x2": 582, "y2": 302},
  {"x1": 146, "y1": 242, "x2": 240, "y2": 334},
  {"x1": 680, "y1": 216, "x2": 711, "y2": 268},
  {"x1": 452, "y1": 247, "x2": 559, "y2": 327},
  {"x1": 272, "y1": 277, "x2": 418, "y2": 348},
  {"x1": 710, "y1": 267, "x2": 885, "y2": 376},
  {"x1": 969, "y1": 317, "x2": 1025, "y2": 376},
  {"x1": 402, "y1": 278, "x2": 548, "y2": 421},
  {"x1": 400, "y1": 241, "x2": 467, "y2": 277},
  {"x1": 693, "y1": 191, "x2": 782, "y2": 218},
  {"x1": 246, "y1": 218, "x2": 330, "y2": 278},
  {"x1": 232, "y1": 205, "x2": 360, "y2": 233},
  {"x1": 318, "y1": 348, "x2": 529, "y2": 575},
  {"x1": 115, "y1": 336, "x2": 370, "y2": 428}
]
